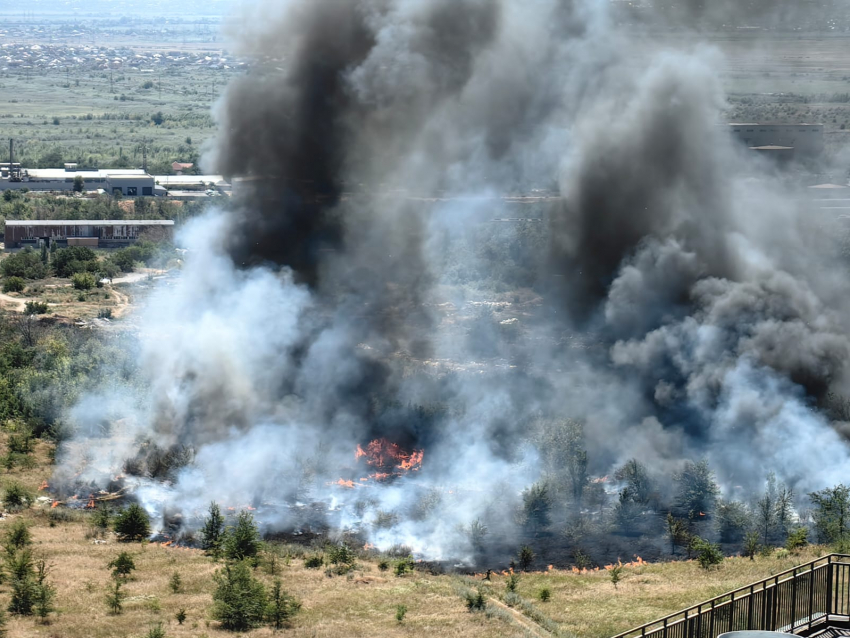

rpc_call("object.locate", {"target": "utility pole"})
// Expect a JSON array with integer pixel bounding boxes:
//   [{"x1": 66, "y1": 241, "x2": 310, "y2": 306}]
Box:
[
  {"x1": 142, "y1": 139, "x2": 147, "y2": 174},
  {"x1": 110, "y1": 71, "x2": 114, "y2": 94}
]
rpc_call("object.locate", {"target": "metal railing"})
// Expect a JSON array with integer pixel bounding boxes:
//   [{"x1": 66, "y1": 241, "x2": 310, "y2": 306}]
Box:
[{"x1": 612, "y1": 554, "x2": 850, "y2": 638}]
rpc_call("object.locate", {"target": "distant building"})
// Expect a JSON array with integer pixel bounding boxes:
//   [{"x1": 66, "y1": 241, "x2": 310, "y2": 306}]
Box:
[
  {"x1": 0, "y1": 167, "x2": 157, "y2": 196},
  {"x1": 4, "y1": 220, "x2": 174, "y2": 250},
  {"x1": 171, "y1": 162, "x2": 194, "y2": 174},
  {"x1": 729, "y1": 123, "x2": 824, "y2": 156}
]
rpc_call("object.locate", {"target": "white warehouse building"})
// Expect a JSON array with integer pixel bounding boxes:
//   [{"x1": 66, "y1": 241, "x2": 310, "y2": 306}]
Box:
[{"x1": 0, "y1": 164, "x2": 159, "y2": 196}]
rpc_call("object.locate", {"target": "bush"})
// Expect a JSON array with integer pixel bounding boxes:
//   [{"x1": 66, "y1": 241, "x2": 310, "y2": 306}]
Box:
[
  {"x1": 2, "y1": 278, "x2": 24, "y2": 293},
  {"x1": 211, "y1": 561, "x2": 267, "y2": 631},
  {"x1": 304, "y1": 555, "x2": 323, "y2": 569},
  {"x1": 23, "y1": 301, "x2": 48, "y2": 315},
  {"x1": 396, "y1": 604, "x2": 407, "y2": 623},
  {"x1": 743, "y1": 531, "x2": 760, "y2": 560},
  {"x1": 539, "y1": 588, "x2": 551, "y2": 602},
  {"x1": 223, "y1": 511, "x2": 262, "y2": 562},
  {"x1": 377, "y1": 559, "x2": 389, "y2": 572},
  {"x1": 5, "y1": 519, "x2": 31, "y2": 552},
  {"x1": 395, "y1": 556, "x2": 415, "y2": 577},
  {"x1": 326, "y1": 544, "x2": 356, "y2": 567},
  {"x1": 466, "y1": 589, "x2": 486, "y2": 612},
  {"x1": 169, "y1": 571, "x2": 181, "y2": 593},
  {"x1": 52, "y1": 246, "x2": 97, "y2": 278},
  {"x1": 113, "y1": 503, "x2": 151, "y2": 542},
  {"x1": 107, "y1": 552, "x2": 136, "y2": 579},
  {"x1": 105, "y1": 580, "x2": 124, "y2": 614},
  {"x1": 786, "y1": 528, "x2": 808, "y2": 552},
  {"x1": 506, "y1": 573, "x2": 520, "y2": 593},
  {"x1": 1, "y1": 249, "x2": 48, "y2": 280},
  {"x1": 71, "y1": 272, "x2": 96, "y2": 290},
  {"x1": 518, "y1": 545, "x2": 535, "y2": 571},
  {"x1": 175, "y1": 608, "x2": 186, "y2": 624},
  {"x1": 3, "y1": 482, "x2": 31, "y2": 510},
  {"x1": 690, "y1": 537, "x2": 724, "y2": 569}
]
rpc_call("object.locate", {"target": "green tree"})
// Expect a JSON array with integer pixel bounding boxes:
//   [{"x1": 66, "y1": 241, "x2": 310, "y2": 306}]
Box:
[
  {"x1": 522, "y1": 482, "x2": 551, "y2": 531},
  {"x1": 223, "y1": 511, "x2": 262, "y2": 562},
  {"x1": 2, "y1": 278, "x2": 24, "y2": 294},
  {"x1": 690, "y1": 537, "x2": 724, "y2": 569},
  {"x1": 1, "y1": 249, "x2": 48, "y2": 280},
  {"x1": 674, "y1": 460, "x2": 719, "y2": 519},
  {"x1": 265, "y1": 579, "x2": 300, "y2": 629},
  {"x1": 615, "y1": 459, "x2": 654, "y2": 506},
  {"x1": 517, "y1": 545, "x2": 535, "y2": 571},
  {"x1": 72, "y1": 175, "x2": 84, "y2": 193},
  {"x1": 4, "y1": 520, "x2": 30, "y2": 553},
  {"x1": 810, "y1": 484, "x2": 850, "y2": 544},
  {"x1": 666, "y1": 513, "x2": 690, "y2": 556},
  {"x1": 201, "y1": 502, "x2": 226, "y2": 557},
  {"x1": 107, "y1": 552, "x2": 136, "y2": 579},
  {"x1": 151, "y1": 112, "x2": 165, "y2": 126},
  {"x1": 211, "y1": 561, "x2": 267, "y2": 631},
  {"x1": 71, "y1": 272, "x2": 96, "y2": 290},
  {"x1": 113, "y1": 503, "x2": 151, "y2": 542},
  {"x1": 169, "y1": 571, "x2": 181, "y2": 593},
  {"x1": 32, "y1": 559, "x2": 55, "y2": 623},
  {"x1": 716, "y1": 500, "x2": 750, "y2": 543},
  {"x1": 105, "y1": 580, "x2": 124, "y2": 614}
]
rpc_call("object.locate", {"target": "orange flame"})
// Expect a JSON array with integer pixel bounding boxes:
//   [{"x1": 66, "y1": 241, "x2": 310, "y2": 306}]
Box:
[
  {"x1": 332, "y1": 479, "x2": 356, "y2": 489},
  {"x1": 50, "y1": 501, "x2": 59, "y2": 509},
  {"x1": 85, "y1": 498, "x2": 96, "y2": 509},
  {"x1": 354, "y1": 439, "x2": 424, "y2": 474},
  {"x1": 363, "y1": 543, "x2": 376, "y2": 550},
  {"x1": 38, "y1": 481, "x2": 49, "y2": 491}
]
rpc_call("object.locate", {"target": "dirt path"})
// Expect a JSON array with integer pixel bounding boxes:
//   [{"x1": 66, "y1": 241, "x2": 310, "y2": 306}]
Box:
[
  {"x1": 0, "y1": 291, "x2": 30, "y2": 312},
  {"x1": 486, "y1": 597, "x2": 553, "y2": 638},
  {"x1": 109, "y1": 287, "x2": 131, "y2": 318}
]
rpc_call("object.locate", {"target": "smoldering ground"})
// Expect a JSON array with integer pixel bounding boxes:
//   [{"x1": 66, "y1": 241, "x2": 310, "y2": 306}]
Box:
[{"x1": 52, "y1": 0, "x2": 850, "y2": 564}]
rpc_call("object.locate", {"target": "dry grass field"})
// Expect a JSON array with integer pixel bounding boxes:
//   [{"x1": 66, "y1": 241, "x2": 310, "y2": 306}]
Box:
[{"x1": 0, "y1": 432, "x2": 829, "y2": 638}]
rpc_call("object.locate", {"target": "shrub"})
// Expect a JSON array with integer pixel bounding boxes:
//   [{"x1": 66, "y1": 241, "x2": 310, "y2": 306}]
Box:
[
  {"x1": 92, "y1": 506, "x2": 111, "y2": 530},
  {"x1": 466, "y1": 589, "x2": 486, "y2": 612},
  {"x1": 211, "y1": 561, "x2": 266, "y2": 631},
  {"x1": 610, "y1": 562, "x2": 623, "y2": 588},
  {"x1": 506, "y1": 573, "x2": 520, "y2": 593},
  {"x1": 52, "y1": 246, "x2": 97, "y2": 278},
  {"x1": 5, "y1": 519, "x2": 31, "y2": 552},
  {"x1": 98, "y1": 308, "x2": 113, "y2": 319},
  {"x1": 71, "y1": 272, "x2": 96, "y2": 290},
  {"x1": 23, "y1": 301, "x2": 48, "y2": 315},
  {"x1": 304, "y1": 555, "x2": 323, "y2": 569},
  {"x1": 326, "y1": 543, "x2": 356, "y2": 567},
  {"x1": 7, "y1": 429, "x2": 32, "y2": 455},
  {"x1": 265, "y1": 579, "x2": 300, "y2": 629},
  {"x1": 107, "y1": 552, "x2": 136, "y2": 579},
  {"x1": 395, "y1": 556, "x2": 415, "y2": 577},
  {"x1": 113, "y1": 503, "x2": 151, "y2": 542},
  {"x1": 690, "y1": 537, "x2": 724, "y2": 569},
  {"x1": 32, "y1": 559, "x2": 54, "y2": 622},
  {"x1": 175, "y1": 608, "x2": 186, "y2": 625},
  {"x1": 223, "y1": 511, "x2": 262, "y2": 562},
  {"x1": 1, "y1": 249, "x2": 48, "y2": 280},
  {"x1": 200, "y1": 502, "x2": 225, "y2": 557},
  {"x1": 786, "y1": 527, "x2": 808, "y2": 552},
  {"x1": 377, "y1": 559, "x2": 389, "y2": 572},
  {"x1": 396, "y1": 604, "x2": 407, "y2": 623},
  {"x1": 2, "y1": 278, "x2": 24, "y2": 293},
  {"x1": 518, "y1": 545, "x2": 535, "y2": 571},
  {"x1": 744, "y1": 531, "x2": 760, "y2": 560},
  {"x1": 8, "y1": 570, "x2": 36, "y2": 615},
  {"x1": 4, "y1": 482, "x2": 31, "y2": 510},
  {"x1": 169, "y1": 571, "x2": 181, "y2": 593},
  {"x1": 539, "y1": 587, "x2": 551, "y2": 602}
]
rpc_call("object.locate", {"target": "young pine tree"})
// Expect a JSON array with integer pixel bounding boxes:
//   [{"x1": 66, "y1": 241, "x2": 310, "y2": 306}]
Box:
[
  {"x1": 211, "y1": 561, "x2": 267, "y2": 631},
  {"x1": 200, "y1": 501, "x2": 226, "y2": 557},
  {"x1": 224, "y1": 511, "x2": 262, "y2": 563}
]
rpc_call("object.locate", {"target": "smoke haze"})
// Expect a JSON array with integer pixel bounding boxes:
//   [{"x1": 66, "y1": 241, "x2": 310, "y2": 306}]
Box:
[{"x1": 54, "y1": 0, "x2": 850, "y2": 561}]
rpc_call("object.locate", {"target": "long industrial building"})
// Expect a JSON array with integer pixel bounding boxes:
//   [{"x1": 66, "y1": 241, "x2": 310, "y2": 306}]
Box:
[
  {"x1": 4, "y1": 220, "x2": 174, "y2": 249},
  {"x1": 0, "y1": 164, "x2": 160, "y2": 196},
  {"x1": 729, "y1": 123, "x2": 824, "y2": 156}
]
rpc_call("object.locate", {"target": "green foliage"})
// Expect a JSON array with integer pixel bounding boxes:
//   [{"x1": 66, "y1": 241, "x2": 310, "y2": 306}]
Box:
[
  {"x1": 8, "y1": 568, "x2": 36, "y2": 615},
  {"x1": 23, "y1": 301, "x2": 49, "y2": 315},
  {"x1": 32, "y1": 559, "x2": 55, "y2": 622},
  {"x1": 326, "y1": 543, "x2": 356, "y2": 567},
  {"x1": 200, "y1": 502, "x2": 225, "y2": 557},
  {"x1": 175, "y1": 608, "x2": 186, "y2": 625},
  {"x1": 810, "y1": 484, "x2": 850, "y2": 544},
  {"x1": 674, "y1": 460, "x2": 720, "y2": 518},
  {"x1": 690, "y1": 537, "x2": 724, "y2": 569},
  {"x1": 98, "y1": 260, "x2": 120, "y2": 282},
  {"x1": 394, "y1": 556, "x2": 415, "y2": 577},
  {"x1": 145, "y1": 623, "x2": 166, "y2": 638},
  {"x1": 223, "y1": 511, "x2": 262, "y2": 562},
  {"x1": 518, "y1": 545, "x2": 535, "y2": 571},
  {"x1": 716, "y1": 500, "x2": 751, "y2": 543},
  {"x1": 3, "y1": 482, "x2": 31, "y2": 510},
  {"x1": 265, "y1": 579, "x2": 300, "y2": 629},
  {"x1": 113, "y1": 503, "x2": 151, "y2": 542},
  {"x1": 107, "y1": 551, "x2": 136, "y2": 579},
  {"x1": 105, "y1": 580, "x2": 124, "y2": 614},
  {"x1": 1, "y1": 249, "x2": 48, "y2": 280},
  {"x1": 52, "y1": 246, "x2": 98, "y2": 278},
  {"x1": 377, "y1": 559, "x2": 389, "y2": 571},
  {"x1": 743, "y1": 531, "x2": 761, "y2": 560},
  {"x1": 522, "y1": 482, "x2": 551, "y2": 531},
  {"x1": 786, "y1": 527, "x2": 808, "y2": 552},
  {"x1": 304, "y1": 555, "x2": 323, "y2": 569},
  {"x1": 6, "y1": 428, "x2": 32, "y2": 455},
  {"x1": 71, "y1": 272, "x2": 97, "y2": 290},
  {"x1": 2, "y1": 278, "x2": 24, "y2": 294},
  {"x1": 4, "y1": 520, "x2": 31, "y2": 552},
  {"x1": 93, "y1": 506, "x2": 111, "y2": 530},
  {"x1": 539, "y1": 587, "x2": 551, "y2": 602},
  {"x1": 506, "y1": 573, "x2": 520, "y2": 593},
  {"x1": 169, "y1": 571, "x2": 181, "y2": 593},
  {"x1": 211, "y1": 561, "x2": 267, "y2": 632},
  {"x1": 466, "y1": 589, "x2": 486, "y2": 612},
  {"x1": 609, "y1": 563, "x2": 624, "y2": 588},
  {"x1": 395, "y1": 604, "x2": 407, "y2": 623},
  {"x1": 72, "y1": 175, "x2": 84, "y2": 193}
]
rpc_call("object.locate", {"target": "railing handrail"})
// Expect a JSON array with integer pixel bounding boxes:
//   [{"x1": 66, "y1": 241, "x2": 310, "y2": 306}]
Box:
[{"x1": 610, "y1": 553, "x2": 850, "y2": 638}]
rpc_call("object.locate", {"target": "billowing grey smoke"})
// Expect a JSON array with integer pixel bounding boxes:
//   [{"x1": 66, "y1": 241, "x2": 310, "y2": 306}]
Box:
[{"x1": 54, "y1": 0, "x2": 850, "y2": 561}]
